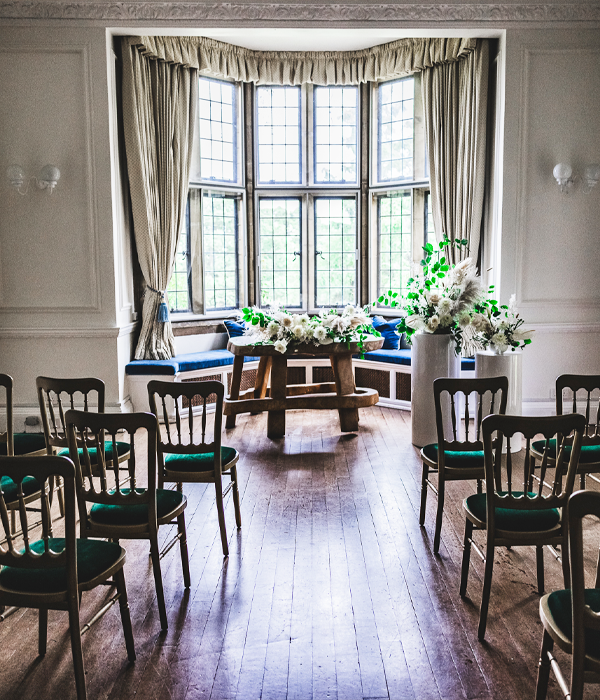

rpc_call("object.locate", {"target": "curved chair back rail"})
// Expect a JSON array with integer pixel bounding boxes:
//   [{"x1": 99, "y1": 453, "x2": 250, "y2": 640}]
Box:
[
  {"x1": 535, "y1": 489, "x2": 600, "y2": 700},
  {"x1": 36, "y1": 376, "x2": 106, "y2": 451},
  {"x1": 64, "y1": 408, "x2": 189, "y2": 632},
  {"x1": 461, "y1": 412, "x2": 586, "y2": 642},
  {"x1": 148, "y1": 379, "x2": 224, "y2": 462},
  {"x1": 420, "y1": 375, "x2": 509, "y2": 555},
  {"x1": 0, "y1": 454, "x2": 135, "y2": 700}
]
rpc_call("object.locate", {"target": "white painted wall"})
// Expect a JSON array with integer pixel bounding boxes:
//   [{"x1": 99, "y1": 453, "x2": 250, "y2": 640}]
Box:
[{"x1": 1, "y1": 6, "x2": 599, "y2": 427}]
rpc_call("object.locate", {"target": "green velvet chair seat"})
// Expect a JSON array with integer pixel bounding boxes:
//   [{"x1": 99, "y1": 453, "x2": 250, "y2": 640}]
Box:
[
  {"x1": 0, "y1": 538, "x2": 123, "y2": 593},
  {"x1": 547, "y1": 588, "x2": 600, "y2": 657},
  {"x1": 58, "y1": 440, "x2": 130, "y2": 464},
  {"x1": 465, "y1": 491, "x2": 561, "y2": 532},
  {"x1": 164, "y1": 446, "x2": 238, "y2": 471},
  {"x1": 0, "y1": 433, "x2": 47, "y2": 456},
  {"x1": 422, "y1": 443, "x2": 485, "y2": 468},
  {"x1": 532, "y1": 439, "x2": 600, "y2": 464},
  {"x1": 0, "y1": 474, "x2": 41, "y2": 503},
  {"x1": 90, "y1": 488, "x2": 185, "y2": 526}
]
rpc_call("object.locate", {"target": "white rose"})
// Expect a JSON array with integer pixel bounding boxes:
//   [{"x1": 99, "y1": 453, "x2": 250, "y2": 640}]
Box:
[
  {"x1": 490, "y1": 332, "x2": 508, "y2": 353},
  {"x1": 274, "y1": 339, "x2": 287, "y2": 354},
  {"x1": 426, "y1": 291, "x2": 441, "y2": 305},
  {"x1": 292, "y1": 324, "x2": 305, "y2": 339},
  {"x1": 266, "y1": 321, "x2": 279, "y2": 337},
  {"x1": 438, "y1": 298, "x2": 452, "y2": 315},
  {"x1": 427, "y1": 315, "x2": 440, "y2": 332},
  {"x1": 313, "y1": 326, "x2": 328, "y2": 343},
  {"x1": 280, "y1": 315, "x2": 293, "y2": 328},
  {"x1": 438, "y1": 313, "x2": 453, "y2": 328}
]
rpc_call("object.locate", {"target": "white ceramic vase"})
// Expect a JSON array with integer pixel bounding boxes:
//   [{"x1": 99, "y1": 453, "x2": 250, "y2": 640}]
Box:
[{"x1": 411, "y1": 333, "x2": 460, "y2": 447}]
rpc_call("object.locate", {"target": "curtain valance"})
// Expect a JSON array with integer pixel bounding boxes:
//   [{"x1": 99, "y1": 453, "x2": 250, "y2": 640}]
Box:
[{"x1": 124, "y1": 35, "x2": 477, "y2": 85}]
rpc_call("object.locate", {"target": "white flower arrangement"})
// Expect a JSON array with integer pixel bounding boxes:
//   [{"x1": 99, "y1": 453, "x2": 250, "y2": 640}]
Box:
[
  {"x1": 378, "y1": 236, "x2": 483, "y2": 353},
  {"x1": 240, "y1": 305, "x2": 378, "y2": 354},
  {"x1": 471, "y1": 294, "x2": 534, "y2": 353}
]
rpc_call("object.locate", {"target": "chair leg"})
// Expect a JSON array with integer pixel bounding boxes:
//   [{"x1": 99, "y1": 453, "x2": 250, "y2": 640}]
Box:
[
  {"x1": 178, "y1": 513, "x2": 191, "y2": 588},
  {"x1": 149, "y1": 533, "x2": 168, "y2": 631},
  {"x1": 215, "y1": 480, "x2": 229, "y2": 557},
  {"x1": 114, "y1": 568, "x2": 136, "y2": 662},
  {"x1": 478, "y1": 538, "x2": 495, "y2": 641},
  {"x1": 10, "y1": 509, "x2": 17, "y2": 535},
  {"x1": 561, "y1": 530, "x2": 571, "y2": 589},
  {"x1": 460, "y1": 518, "x2": 473, "y2": 598},
  {"x1": 419, "y1": 462, "x2": 429, "y2": 526},
  {"x1": 56, "y1": 476, "x2": 65, "y2": 517},
  {"x1": 580, "y1": 472, "x2": 586, "y2": 490},
  {"x1": 536, "y1": 545, "x2": 545, "y2": 595},
  {"x1": 67, "y1": 593, "x2": 87, "y2": 700},
  {"x1": 38, "y1": 608, "x2": 48, "y2": 656},
  {"x1": 534, "y1": 629, "x2": 553, "y2": 700},
  {"x1": 433, "y1": 479, "x2": 445, "y2": 554},
  {"x1": 476, "y1": 478, "x2": 482, "y2": 495},
  {"x1": 231, "y1": 465, "x2": 242, "y2": 529}
]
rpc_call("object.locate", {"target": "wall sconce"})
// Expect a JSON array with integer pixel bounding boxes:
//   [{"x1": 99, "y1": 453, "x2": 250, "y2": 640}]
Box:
[
  {"x1": 582, "y1": 163, "x2": 600, "y2": 194},
  {"x1": 6, "y1": 164, "x2": 61, "y2": 195},
  {"x1": 553, "y1": 163, "x2": 574, "y2": 193}
]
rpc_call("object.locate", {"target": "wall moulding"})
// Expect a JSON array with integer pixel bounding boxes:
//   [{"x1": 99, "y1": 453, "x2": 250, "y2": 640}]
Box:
[
  {"x1": 0, "y1": 2, "x2": 599, "y2": 23},
  {"x1": 0, "y1": 323, "x2": 138, "y2": 339}
]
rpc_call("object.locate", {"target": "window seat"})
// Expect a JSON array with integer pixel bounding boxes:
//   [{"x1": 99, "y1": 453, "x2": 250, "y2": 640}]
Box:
[{"x1": 125, "y1": 347, "x2": 475, "y2": 413}]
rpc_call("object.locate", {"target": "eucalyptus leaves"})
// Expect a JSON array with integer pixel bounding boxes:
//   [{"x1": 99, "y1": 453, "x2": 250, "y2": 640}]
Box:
[{"x1": 471, "y1": 294, "x2": 534, "y2": 353}]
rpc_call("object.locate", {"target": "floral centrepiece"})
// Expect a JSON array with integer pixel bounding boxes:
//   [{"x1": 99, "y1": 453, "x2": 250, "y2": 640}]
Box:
[
  {"x1": 239, "y1": 305, "x2": 379, "y2": 354},
  {"x1": 378, "y1": 236, "x2": 482, "y2": 354},
  {"x1": 471, "y1": 294, "x2": 534, "y2": 354}
]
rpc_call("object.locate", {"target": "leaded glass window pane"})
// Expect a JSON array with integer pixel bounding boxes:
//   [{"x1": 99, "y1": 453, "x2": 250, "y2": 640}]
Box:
[
  {"x1": 314, "y1": 86, "x2": 358, "y2": 184},
  {"x1": 203, "y1": 192, "x2": 239, "y2": 311},
  {"x1": 259, "y1": 198, "x2": 302, "y2": 308},
  {"x1": 377, "y1": 192, "x2": 412, "y2": 297},
  {"x1": 256, "y1": 86, "x2": 301, "y2": 184},
  {"x1": 314, "y1": 197, "x2": 357, "y2": 307},
  {"x1": 199, "y1": 77, "x2": 237, "y2": 182},
  {"x1": 167, "y1": 215, "x2": 190, "y2": 312},
  {"x1": 378, "y1": 77, "x2": 414, "y2": 182}
]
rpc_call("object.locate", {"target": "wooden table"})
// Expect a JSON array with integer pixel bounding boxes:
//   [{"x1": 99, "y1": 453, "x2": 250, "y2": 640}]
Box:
[{"x1": 224, "y1": 336, "x2": 384, "y2": 438}]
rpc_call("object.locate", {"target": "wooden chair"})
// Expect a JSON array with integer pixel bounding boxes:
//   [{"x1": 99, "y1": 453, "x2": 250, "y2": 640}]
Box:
[
  {"x1": 37, "y1": 376, "x2": 131, "y2": 470},
  {"x1": 0, "y1": 454, "x2": 135, "y2": 700},
  {"x1": 64, "y1": 409, "x2": 190, "y2": 631},
  {"x1": 535, "y1": 489, "x2": 600, "y2": 700},
  {"x1": 147, "y1": 380, "x2": 241, "y2": 557},
  {"x1": 1, "y1": 374, "x2": 47, "y2": 538},
  {"x1": 531, "y1": 374, "x2": 600, "y2": 490},
  {"x1": 419, "y1": 376, "x2": 509, "y2": 554},
  {"x1": 460, "y1": 412, "x2": 586, "y2": 641}
]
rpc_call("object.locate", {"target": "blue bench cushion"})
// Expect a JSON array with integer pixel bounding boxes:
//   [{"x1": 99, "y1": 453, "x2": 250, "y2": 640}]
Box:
[
  {"x1": 125, "y1": 349, "x2": 258, "y2": 376},
  {"x1": 371, "y1": 316, "x2": 402, "y2": 350}
]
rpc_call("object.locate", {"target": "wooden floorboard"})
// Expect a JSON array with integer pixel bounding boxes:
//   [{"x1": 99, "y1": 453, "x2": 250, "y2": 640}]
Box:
[{"x1": 2, "y1": 405, "x2": 599, "y2": 699}]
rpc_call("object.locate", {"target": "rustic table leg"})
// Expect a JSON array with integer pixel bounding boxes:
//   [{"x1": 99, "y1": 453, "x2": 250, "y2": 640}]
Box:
[
  {"x1": 254, "y1": 356, "x2": 272, "y2": 399},
  {"x1": 267, "y1": 354, "x2": 287, "y2": 438},
  {"x1": 331, "y1": 354, "x2": 359, "y2": 432},
  {"x1": 226, "y1": 355, "x2": 244, "y2": 429}
]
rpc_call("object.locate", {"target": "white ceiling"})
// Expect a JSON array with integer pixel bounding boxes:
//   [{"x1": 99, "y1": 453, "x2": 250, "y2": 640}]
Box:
[{"x1": 110, "y1": 27, "x2": 502, "y2": 51}]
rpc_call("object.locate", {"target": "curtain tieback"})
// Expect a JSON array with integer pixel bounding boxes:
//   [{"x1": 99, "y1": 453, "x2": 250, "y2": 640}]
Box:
[{"x1": 147, "y1": 285, "x2": 170, "y2": 323}]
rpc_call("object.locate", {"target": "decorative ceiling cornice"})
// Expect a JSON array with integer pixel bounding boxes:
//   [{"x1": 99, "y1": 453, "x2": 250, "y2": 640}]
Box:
[{"x1": 0, "y1": 2, "x2": 599, "y2": 23}]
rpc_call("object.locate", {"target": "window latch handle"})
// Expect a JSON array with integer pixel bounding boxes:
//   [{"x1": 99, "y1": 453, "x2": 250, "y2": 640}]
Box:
[
  {"x1": 292, "y1": 250, "x2": 302, "y2": 262},
  {"x1": 315, "y1": 250, "x2": 325, "y2": 260}
]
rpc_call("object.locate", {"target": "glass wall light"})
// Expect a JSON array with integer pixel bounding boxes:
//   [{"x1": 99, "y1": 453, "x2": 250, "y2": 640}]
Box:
[{"x1": 6, "y1": 164, "x2": 60, "y2": 195}]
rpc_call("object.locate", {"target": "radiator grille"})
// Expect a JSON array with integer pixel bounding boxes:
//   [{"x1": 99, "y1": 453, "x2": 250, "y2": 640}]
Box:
[
  {"x1": 181, "y1": 375, "x2": 221, "y2": 407},
  {"x1": 396, "y1": 372, "x2": 411, "y2": 401},
  {"x1": 355, "y1": 367, "x2": 390, "y2": 398},
  {"x1": 313, "y1": 366, "x2": 335, "y2": 383}
]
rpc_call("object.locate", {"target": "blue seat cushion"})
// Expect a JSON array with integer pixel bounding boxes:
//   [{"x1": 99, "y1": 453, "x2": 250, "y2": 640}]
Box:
[
  {"x1": 547, "y1": 588, "x2": 600, "y2": 657},
  {"x1": 164, "y1": 446, "x2": 238, "y2": 471},
  {"x1": 125, "y1": 349, "x2": 258, "y2": 376},
  {"x1": 465, "y1": 491, "x2": 561, "y2": 532},
  {"x1": 224, "y1": 319, "x2": 246, "y2": 338},
  {"x1": 532, "y1": 439, "x2": 600, "y2": 464},
  {"x1": 58, "y1": 440, "x2": 130, "y2": 465},
  {"x1": 0, "y1": 538, "x2": 123, "y2": 593},
  {"x1": 0, "y1": 433, "x2": 46, "y2": 456},
  {"x1": 422, "y1": 443, "x2": 484, "y2": 468},
  {"x1": 371, "y1": 316, "x2": 403, "y2": 350},
  {"x1": 0, "y1": 475, "x2": 41, "y2": 503},
  {"x1": 90, "y1": 488, "x2": 185, "y2": 526},
  {"x1": 358, "y1": 348, "x2": 413, "y2": 366}
]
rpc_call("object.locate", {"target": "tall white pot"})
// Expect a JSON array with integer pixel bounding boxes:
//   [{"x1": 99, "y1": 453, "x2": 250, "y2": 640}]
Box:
[{"x1": 411, "y1": 333, "x2": 460, "y2": 447}]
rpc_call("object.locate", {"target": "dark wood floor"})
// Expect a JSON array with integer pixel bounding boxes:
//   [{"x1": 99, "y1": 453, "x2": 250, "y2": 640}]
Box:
[{"x1": 2, "y1": 406, "x2": 599, "y2": 699}]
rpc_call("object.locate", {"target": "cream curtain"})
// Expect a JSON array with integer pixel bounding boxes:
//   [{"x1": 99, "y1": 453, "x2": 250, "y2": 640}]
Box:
[
  {"x1": 124, "y1": 36, "x2": 477, "y2": 85},
  {"x1": 122, "y1": 41, "x2": 197, "y2": 359},
  {"x1": 423, "y1": 40, "x2": 489, "y2": 264}
]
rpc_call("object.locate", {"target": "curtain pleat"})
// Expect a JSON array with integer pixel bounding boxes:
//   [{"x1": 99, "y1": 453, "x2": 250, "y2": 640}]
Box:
[
  {"x1": 122, "y1": 41, "x2": 197, "y2": 359},
  {"x1": 423, "y1": 40, "x2": 489, "y2": 264},
  {"x1": 124, "y1": 35, "x2": 477, "y2": 85}
]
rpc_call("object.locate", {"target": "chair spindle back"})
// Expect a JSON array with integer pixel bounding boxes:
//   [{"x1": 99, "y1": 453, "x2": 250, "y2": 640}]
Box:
[{"x1": 0, "y1": 374, "x2": 14, "y2": 456}]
